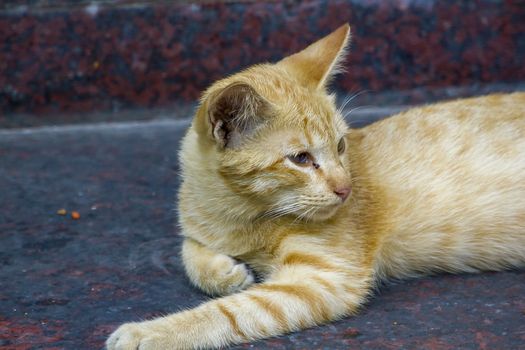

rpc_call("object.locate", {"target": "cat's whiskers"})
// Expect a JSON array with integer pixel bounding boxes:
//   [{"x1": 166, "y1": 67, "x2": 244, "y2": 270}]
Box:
[
  {"x1": 293, "y1": 205, "x2": 318, "y2": 224},
  {"x1": 305, "y1": 206, "x2": 322, "y2": 222},
  {"x1": 259, "y1": 200, "x2": 305, "y2": 221},
  {"x1": 274, "y1": 206, "x2": 304, "y2": 218},
  {"x1": 306, "y1": 205, "x2": 328, "y2": 223},
  {"x1": 336, "y1": 90, "x2": 371, "y2": 116},
  {"x1": 344, "y1": 104, "x2": 384, "y2": 128},
  {"x1": 259, "y1": 194, "x2": 337, "y2": 223},
  {"x1": 343, "y1": 105, "x2": 367, "y2": 118},
  {"x1": 285, "y1": 195, "x2": 340, "y2": 222}
]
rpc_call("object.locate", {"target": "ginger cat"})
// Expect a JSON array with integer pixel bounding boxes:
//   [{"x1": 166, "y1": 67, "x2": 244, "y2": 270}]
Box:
[{"x1": 107, "y1": 24, "x2": 525, "y2": 349}]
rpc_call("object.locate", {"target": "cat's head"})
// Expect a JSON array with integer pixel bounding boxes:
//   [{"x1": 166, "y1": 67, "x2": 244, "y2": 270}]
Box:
[{"x1": 190, "y1": 24, "x2": 352, "y2": 222}]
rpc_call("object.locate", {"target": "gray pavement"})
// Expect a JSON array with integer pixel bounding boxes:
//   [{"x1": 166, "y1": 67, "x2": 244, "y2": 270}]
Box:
[{"x1": 1, "y1": 112, "x2": 524, "y2": 349}]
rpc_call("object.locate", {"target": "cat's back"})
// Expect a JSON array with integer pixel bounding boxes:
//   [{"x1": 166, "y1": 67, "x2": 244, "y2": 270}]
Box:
[
  {"x1": 358, "y1": 92, "x2": 525, "y2": 192},
  {"x1": 353, "y1": 93, "x2": 525, "y2": 277},
  {"x1": 361, "y1": 92, "x2": 525, "y2": 158}
]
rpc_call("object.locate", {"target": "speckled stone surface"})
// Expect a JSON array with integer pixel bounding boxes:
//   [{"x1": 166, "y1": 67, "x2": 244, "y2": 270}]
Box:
[
  {"x1": 1, "y1": 118, "x2": 524, "y2": 349},
  {"x1": 1, "y1": 0, "x2": 525, "y2": 119}
]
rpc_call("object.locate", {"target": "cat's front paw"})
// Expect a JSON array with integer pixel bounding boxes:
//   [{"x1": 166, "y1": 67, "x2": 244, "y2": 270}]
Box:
[
  {"x1": 106, "y1": 321, "x2": 170, "y2": 350},
  {"x1": 201, "y1": 254, "x2": 254, "y2": 296}
]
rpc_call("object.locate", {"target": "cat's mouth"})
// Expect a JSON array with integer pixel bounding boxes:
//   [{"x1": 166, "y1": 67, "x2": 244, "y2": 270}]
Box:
[{"x1": 263, "y1": 195, "x2": 344, "y2": 222}]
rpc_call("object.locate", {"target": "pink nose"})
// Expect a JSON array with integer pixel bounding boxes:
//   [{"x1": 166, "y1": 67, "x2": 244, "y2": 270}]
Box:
[{"x1": 334, "y1": 187, "x2": 351, "y2": 201}]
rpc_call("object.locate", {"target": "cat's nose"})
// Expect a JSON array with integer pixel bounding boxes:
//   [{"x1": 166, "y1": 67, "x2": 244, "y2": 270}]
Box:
[{"x1": 334, "y1": 187, "x2": 351, "y2": 201}]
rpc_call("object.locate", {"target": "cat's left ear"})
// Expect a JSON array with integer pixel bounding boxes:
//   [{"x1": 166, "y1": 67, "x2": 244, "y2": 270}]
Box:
[{"x1": 277, "y1": 24, "x2": 351, "y2": 90}]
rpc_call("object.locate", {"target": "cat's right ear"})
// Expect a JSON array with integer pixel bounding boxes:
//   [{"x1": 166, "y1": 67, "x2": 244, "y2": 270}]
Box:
[{"x1": 203, "y1": 83, "x2": 271, "y2": 148}]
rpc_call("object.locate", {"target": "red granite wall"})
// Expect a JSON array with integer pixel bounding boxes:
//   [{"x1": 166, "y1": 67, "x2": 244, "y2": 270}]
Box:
[{"x1": 1, "y1": 0, "x2": 524, "y2": 119}]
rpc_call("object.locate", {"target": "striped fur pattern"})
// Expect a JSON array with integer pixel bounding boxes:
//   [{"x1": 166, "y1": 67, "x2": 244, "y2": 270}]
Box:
[{"x1": 107, "y1": 24, "x2": 525, "y2": 349}]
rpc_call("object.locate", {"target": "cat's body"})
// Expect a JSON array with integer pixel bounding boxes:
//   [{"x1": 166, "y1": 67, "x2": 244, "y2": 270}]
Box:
[
  {"x1": 363, "y1": 94, "x2": 525, "y2": 278},
  {"x1": 107, "y1": 25, "x2": 525, "y2": 350}
]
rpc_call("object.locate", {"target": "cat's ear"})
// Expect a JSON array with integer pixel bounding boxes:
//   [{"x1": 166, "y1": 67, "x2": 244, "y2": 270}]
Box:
[
  {"x1": 278, "y1": 24, "x2": 351, "y2": 90},
  {"x1": 206, "y1": 82, "x2": 271, "y2": 148}
]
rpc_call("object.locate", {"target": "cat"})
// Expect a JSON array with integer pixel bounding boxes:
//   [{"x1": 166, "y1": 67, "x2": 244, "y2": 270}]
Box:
[{"x1": 107, "y1": 24, "x2": 525, "y2": 349}]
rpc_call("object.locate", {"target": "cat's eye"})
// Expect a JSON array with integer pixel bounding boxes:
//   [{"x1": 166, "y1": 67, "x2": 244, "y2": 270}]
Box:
[
  {"x1": 287, "y1": 152, "x2": 312, "y2": 166},
  {"x1": 337, "y1": 138, "x2": 346, "y2": 154}
]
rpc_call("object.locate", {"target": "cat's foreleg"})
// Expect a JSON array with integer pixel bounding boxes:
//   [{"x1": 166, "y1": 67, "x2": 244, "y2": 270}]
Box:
[
  {"x1": 181, "y1": 237, "x2": 254, "y2": 296},
  {"x1": 106, "y1": 247, "x2": 372, "y2": 349}
]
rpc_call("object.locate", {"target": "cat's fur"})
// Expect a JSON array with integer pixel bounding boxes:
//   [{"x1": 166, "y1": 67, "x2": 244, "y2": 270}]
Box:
[{"x1": 107, "y1": 24, "x2": 525, "y2": 349}]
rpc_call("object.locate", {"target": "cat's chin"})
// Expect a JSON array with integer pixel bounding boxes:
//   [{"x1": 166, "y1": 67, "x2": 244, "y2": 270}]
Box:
[{"x1": 299, "y1": 204, "x2": 341, "y2": 222}]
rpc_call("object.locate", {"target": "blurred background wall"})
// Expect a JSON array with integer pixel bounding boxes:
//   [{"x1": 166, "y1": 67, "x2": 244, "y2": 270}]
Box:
[{"x1": 1, "y1": 0, "x2": 524, "y2": 127}]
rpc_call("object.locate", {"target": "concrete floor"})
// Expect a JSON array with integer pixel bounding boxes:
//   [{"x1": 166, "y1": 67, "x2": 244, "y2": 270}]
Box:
[{"x1": 1, "y1": 115, "x2": 524, "y2": 349}]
